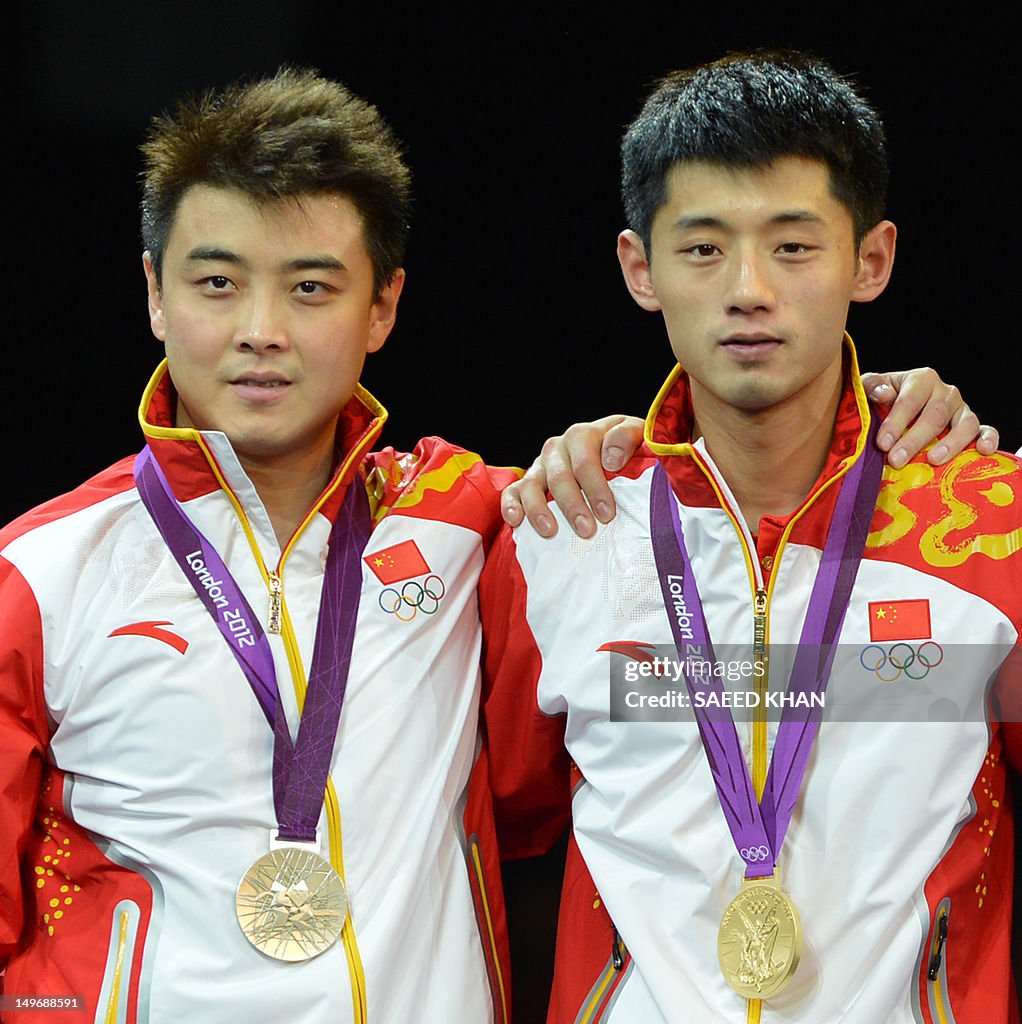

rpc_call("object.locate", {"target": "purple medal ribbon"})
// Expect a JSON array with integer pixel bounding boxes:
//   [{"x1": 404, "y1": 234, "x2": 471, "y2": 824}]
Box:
[
  {"x1": 135, "y1": 447, "x2": 370, "y2": 844},
  {"x1": 650, "y1": 418, "x2": 883, "y2": 877}
]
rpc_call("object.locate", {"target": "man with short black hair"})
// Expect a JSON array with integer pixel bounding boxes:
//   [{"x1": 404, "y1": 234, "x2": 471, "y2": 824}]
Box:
[{"x1": 483, "y1": 51, "x2": 1021, "y2": 1022}]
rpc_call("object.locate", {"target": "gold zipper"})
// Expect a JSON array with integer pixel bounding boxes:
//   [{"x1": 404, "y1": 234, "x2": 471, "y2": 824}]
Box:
[
  {"x1": 927, "y1": 902, "x2": 952, "y2": 1023},
  {"x1": 267, "y1": 571, "x2": 283, "y2": 634},
  {"x1": 751, "y1": 587, "x2": 769, "y2": 800},
  {"x1": 753, "y1": 587, "x2": 768, "y2": 666}
]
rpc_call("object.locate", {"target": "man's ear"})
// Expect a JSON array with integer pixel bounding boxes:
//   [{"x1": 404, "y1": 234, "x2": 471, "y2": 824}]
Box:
[
  {"x1": 851, "y1": 220, "x2": 897, "y2": 303},
  {"x1": 143, "y1": 251, "x2": 167, "y2": 342},
  {"x1": 367, "y1": 268, "x2": 405, "y2": 354},
  {"x1": 617, "y1": 230, "x2": 662, "y2": 312}
]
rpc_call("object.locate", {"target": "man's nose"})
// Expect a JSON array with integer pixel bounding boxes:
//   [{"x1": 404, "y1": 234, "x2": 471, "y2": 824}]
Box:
[
  {"x1": 234, "y1": 293, "x2": 289, "y2": 352},
  {"x1": 724, "y1": 250, "x2": 776, "y2": 314}
]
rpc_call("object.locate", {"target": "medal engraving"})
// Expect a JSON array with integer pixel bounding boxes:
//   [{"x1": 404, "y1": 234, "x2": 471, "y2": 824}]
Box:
[
  {"x1": 717, "y1": 879, "x2": 802, "y2": 999},
  {"x1": 236, "y1": 847, "x2": 347, "y2": 961}
]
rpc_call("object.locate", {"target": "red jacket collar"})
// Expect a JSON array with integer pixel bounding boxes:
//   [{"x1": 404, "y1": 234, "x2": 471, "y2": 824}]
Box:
[
  {"x1": 642, "y1": 335, "x2": 875, "y2": 532},
  {"x1": 136, "y1": 360, "x2": 386, "y2": 525}
]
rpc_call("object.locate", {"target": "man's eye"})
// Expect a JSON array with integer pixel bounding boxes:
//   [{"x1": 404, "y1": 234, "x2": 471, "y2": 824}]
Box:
[
  {"x1": 777, "y1": 243, "x2": 810, "y2": 254},
  {"x1": 296, "y1": 281, "x2": 324, "y2": 294},
  {"x1": 203, "y1": 275, "x2": 232, "y2": 290},
  {"x1": 685, "y1": 244, "x2": 719, "y2": 257}
]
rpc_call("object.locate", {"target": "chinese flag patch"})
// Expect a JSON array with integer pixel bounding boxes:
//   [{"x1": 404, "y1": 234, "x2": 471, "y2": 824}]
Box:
[
  {"x1": 363, "y1": 540, "x2": 431, "y2": 585},
  {"x1": 868, "y1": 599, "x2": 931, "y2": 642}
]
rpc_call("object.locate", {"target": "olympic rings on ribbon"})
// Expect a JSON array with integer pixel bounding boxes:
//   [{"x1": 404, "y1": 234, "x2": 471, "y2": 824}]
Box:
[
  {"x1": 740, "y1": 845, "x2": 771, "y2": 863},
  {"x1": 378, "y1": 575, "x2": 446, "y2": 621},
  {"x1": 859, "y1": 641, "x2": 943, "y2": 683}
]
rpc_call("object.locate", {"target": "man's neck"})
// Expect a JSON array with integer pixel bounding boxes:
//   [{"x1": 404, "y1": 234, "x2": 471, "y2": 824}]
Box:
[
  {"x1": 239, "y1": 448, "x2": 336, "y2": 549},
  {"x1": 689, "y1": 373, "x2": 843, "y2": 531},
  {"x1": 174, "y1": 399, "x2": 340, "y2": 548}
]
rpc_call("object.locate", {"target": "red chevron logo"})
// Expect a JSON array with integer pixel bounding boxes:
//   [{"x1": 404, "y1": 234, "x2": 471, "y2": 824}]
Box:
[
  {"x1": 108, "y1": 620, "x2": 189, "y2": 655},
  {"x1": 597, "y1": 640, "x2": 669, "y2": 677}
]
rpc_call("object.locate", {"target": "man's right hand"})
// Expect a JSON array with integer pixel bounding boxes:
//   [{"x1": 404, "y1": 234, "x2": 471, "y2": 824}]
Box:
[{"x1": 502, "y1": 415, "x2": 643, "y2": 539}]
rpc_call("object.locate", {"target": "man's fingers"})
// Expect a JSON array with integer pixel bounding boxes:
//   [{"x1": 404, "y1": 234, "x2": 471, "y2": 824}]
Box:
[
  {"x1": 859, "y1": 371, "x2": 896, "y2": 414},
  {"x1": 507, "y1": 431, "x2": 602, "y2": 539},
  {"x1": 501, "y1": 458, "x2": 558, "y2": 536},
  {"x1": 924, "y1": 404, "x2": 978, "y2": 464},
  {"x1": 864, "y1": 367, "x2": 1000, "y2": 466},
  {"x1": 974, "y1": 425, "x2": 1000, "y2": 456},
  {"x1": 500, "y1": 481, "x2": 526, "y2": 527},
  {"x1": 600, "y1": 416, "x2": 644, "y2": 473},
  {"x1": 866, "y1": 368, "x2": 940, "y2": 454},
  {"x1": 884, "y1": 389, "x2": 958, "y2": 468},
  {"x1": 505, "y1": 415, "x2": 642, "y2": 539},
  {"x1": 546, "y1": 428, "x2": 606, "y2": 538},
  {"x1": 866, "y1": 367, "x2": 967, "y2": 466},
  {"x1": 928, "y1": 411, "x2": 1000, "y2": 464}
]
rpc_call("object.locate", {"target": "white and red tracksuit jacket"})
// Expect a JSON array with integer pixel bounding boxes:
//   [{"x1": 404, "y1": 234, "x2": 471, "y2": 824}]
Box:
[
  {"x1": 481, "y1": 345, "x2": 1022, "y2": 1024},
  {"x1": 0, "y1": 363, "x2": 516, "y2": 1024}
]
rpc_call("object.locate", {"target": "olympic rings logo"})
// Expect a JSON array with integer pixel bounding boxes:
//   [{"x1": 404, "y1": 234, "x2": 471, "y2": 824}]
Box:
[
  {"x1": 378, "y1": 575, "x2": 446, "y2": 621},
  {"x1": 859, "y1": 641, "x2": 943, "y2": 683},
  {"x1": 740, "y1": 846, "x2": 771, "y2": 863}
]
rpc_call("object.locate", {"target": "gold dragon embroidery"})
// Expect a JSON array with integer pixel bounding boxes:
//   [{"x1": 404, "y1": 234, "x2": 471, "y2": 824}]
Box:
[{"x1": 868, "y1": 452, "x2": 1021, "y2": 567}]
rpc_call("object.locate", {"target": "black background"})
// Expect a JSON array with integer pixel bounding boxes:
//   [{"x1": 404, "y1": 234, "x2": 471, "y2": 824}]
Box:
[{"x1": 13, "y1": 5, "x2": 1020, "y2": 1019}]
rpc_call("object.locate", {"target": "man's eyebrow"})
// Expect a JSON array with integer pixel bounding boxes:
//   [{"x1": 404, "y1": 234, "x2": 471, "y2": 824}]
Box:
[
  {"x1": 185, "y1": 246, "x2": 243, "y2": 264},
  {"x1": 282, "y1": 255, "x2": 347, "y2": 273},
  {"x1": 670, "y1": 215, "x2": 727, "y2": 231},
  {"x1": 669, "y1": 210, "x2": 826, "y2": 231},
  {"x1": 181, "y1": 250, "x2": 347, "y2": 273},
  {"x1": 770, "y1": 210, "x2": 825, "y2": 226}
]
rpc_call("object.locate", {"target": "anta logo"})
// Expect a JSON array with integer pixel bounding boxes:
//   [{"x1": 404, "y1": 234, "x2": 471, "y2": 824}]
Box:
[
  {"x1": 363, "y1": 539, "x2": 446, "y2": 622},
  {"x1": 108, "y1": 620, "x2": 189, "y2": 655},
  {"x1": 597, "y1": 640, "x2": 669, "y2": 678}
]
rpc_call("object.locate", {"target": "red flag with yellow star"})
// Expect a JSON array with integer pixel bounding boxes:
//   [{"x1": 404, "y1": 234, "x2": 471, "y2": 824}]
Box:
[
  {"x1": 363, "y1": 540, "x2": 431, "y2": 585},
  {"x1": 868, "y1": 599, "x2": 931, "y2": 642}
]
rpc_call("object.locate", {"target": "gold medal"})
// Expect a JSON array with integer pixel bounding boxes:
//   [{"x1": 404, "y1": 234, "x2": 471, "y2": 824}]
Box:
[
  {"x1": 236, "y1": 846, "x2": 347, "y2": 961},
  {"x1": 717, "y1": 874, "x2": 802, "y2": 999}
]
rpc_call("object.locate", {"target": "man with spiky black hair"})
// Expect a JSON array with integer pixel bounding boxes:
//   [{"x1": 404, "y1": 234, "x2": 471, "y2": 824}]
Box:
[{"x1": 482, "y1": 51, "x2": 1021, "y2": 1023}]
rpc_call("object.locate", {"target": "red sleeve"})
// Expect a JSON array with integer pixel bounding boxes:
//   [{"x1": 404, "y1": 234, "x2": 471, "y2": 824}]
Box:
[
  {"x1": 0, "y1": 557, "x2": 48, "y2": 966},
  {"x1": 364, "y1": 440, "x2": 521, "y2": 545},
  {"x1": 480, "y1": 526, "x2": 571, "y2": 861}
]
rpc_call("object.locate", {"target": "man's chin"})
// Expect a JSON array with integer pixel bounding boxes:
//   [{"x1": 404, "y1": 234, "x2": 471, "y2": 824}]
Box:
[{"x1": 714, "y1": 380, "x2": 790, "y2": 414}]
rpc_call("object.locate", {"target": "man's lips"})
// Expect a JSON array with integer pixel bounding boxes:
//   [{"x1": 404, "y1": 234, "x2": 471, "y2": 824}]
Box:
[
  {"x1": 228, "y1": 371, "x2": 292, "y2": 386},
  {"x1": 227, "y1": 373, "x2": 293, "y2": 401},
  {"x1": 719, "y1": 335, "x2": 783, "y2": 359}
]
